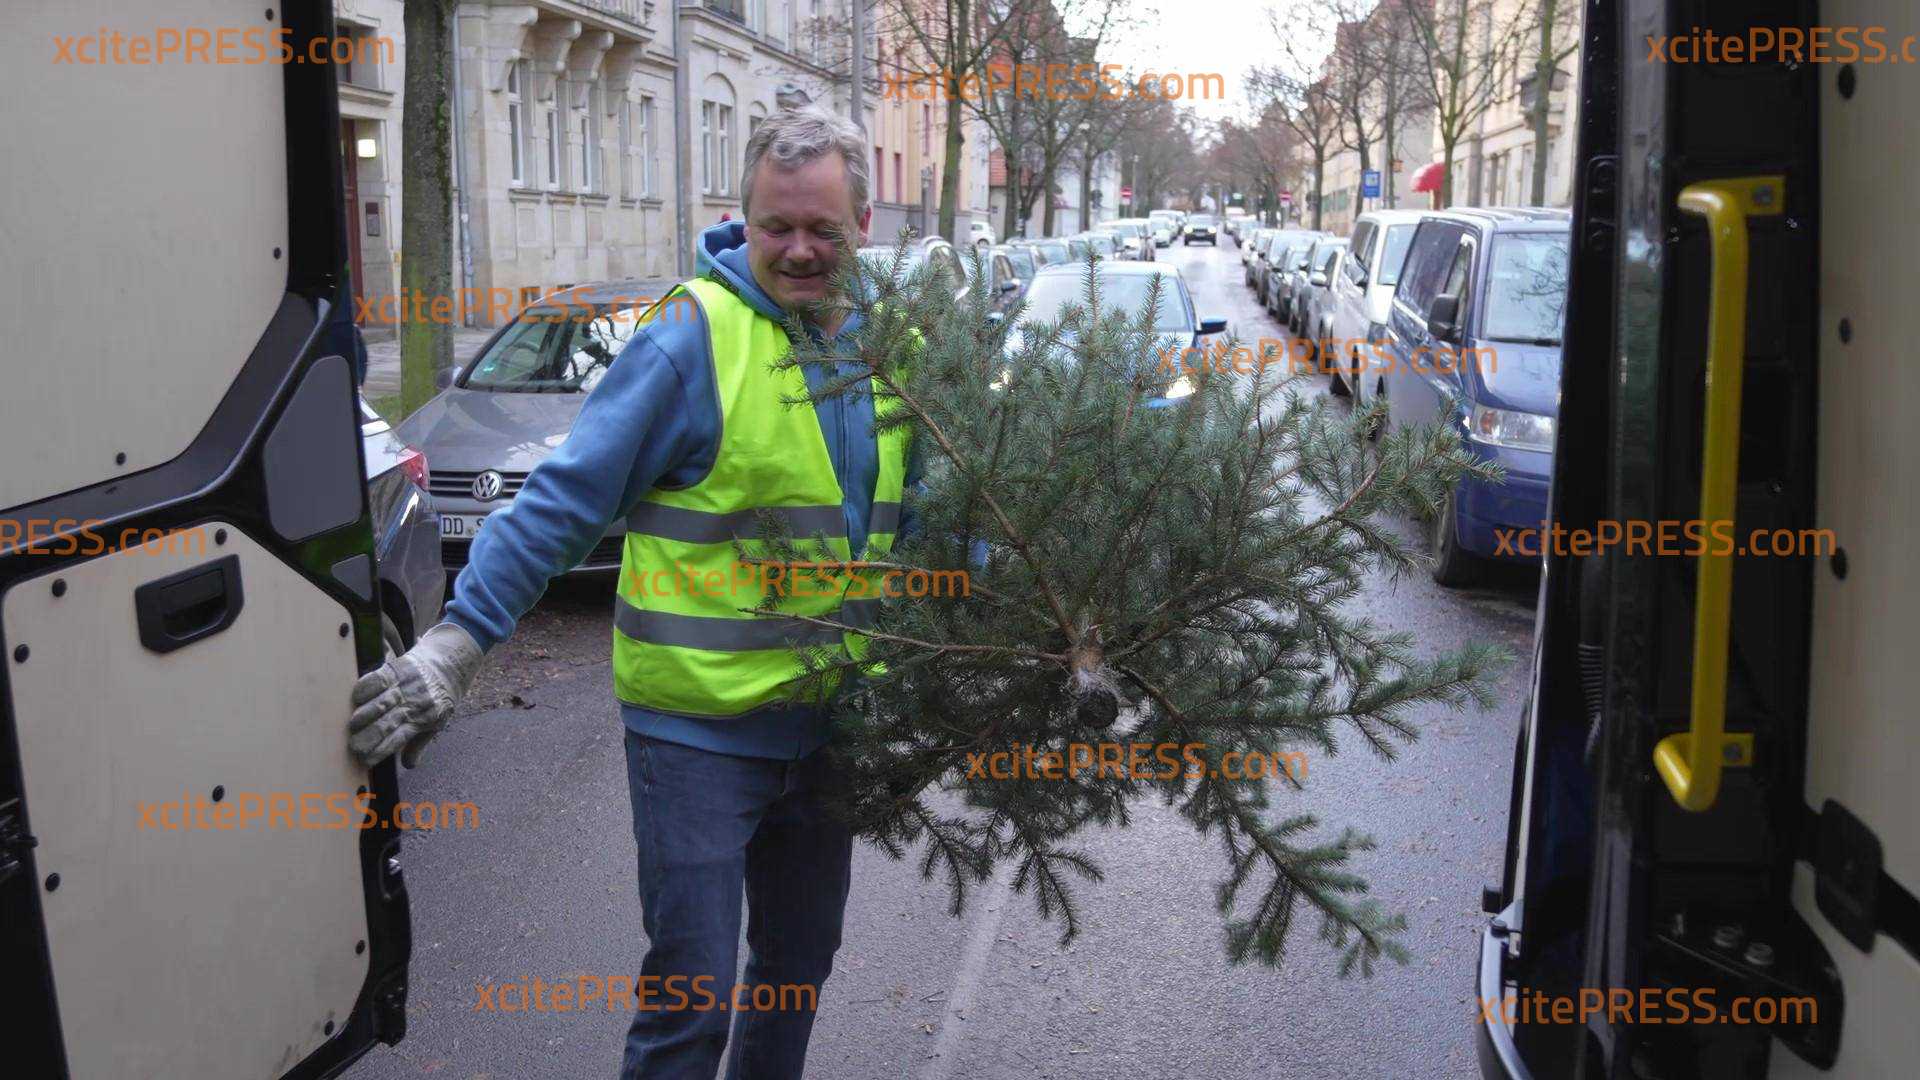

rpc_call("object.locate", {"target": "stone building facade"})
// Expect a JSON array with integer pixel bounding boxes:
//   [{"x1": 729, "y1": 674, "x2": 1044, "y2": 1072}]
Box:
[{"x1": 340, "y1": 0, "x2": 996, "y2": 330}]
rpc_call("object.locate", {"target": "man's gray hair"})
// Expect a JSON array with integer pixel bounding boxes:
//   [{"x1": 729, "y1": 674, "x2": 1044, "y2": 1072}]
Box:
[{"x1": 741, "y1": 107, "x2": 870, "y2": 221}]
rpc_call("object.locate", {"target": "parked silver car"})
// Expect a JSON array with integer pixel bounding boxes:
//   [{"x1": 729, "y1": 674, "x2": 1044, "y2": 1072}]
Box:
[
  {"x1": 359, "y1": 396, "x2": 445, "y2": 649},
  {"x1": 394, "y1": 280, "x2": 673, "y2": 577},
  {"x1": 1267, "y1": 232, "x2": 1328, "y2": 321},
  {"x1": 1288, "y1": 237, "x2": 1350, "y2": 341}
]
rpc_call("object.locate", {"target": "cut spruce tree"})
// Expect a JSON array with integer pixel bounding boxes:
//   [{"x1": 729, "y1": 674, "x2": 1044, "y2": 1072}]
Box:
[{"x1": 742, "y1": 236, "x2": 1505, "y2": 976}]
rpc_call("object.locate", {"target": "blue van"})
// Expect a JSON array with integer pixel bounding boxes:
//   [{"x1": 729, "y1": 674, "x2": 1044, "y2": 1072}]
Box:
[{"x1": 1374, "y1": 208, "x2": 1572, "y2": 585}]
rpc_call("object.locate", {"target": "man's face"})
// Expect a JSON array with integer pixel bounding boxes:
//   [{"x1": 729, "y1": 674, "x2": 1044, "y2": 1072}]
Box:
[{"x1": 744, "y1": 153, "x2": 871, "y2": 316}]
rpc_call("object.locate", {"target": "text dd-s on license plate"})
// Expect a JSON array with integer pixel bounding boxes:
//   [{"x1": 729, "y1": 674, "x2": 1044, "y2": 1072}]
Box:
[{"x1": 440, "y1": 513, "x2": 489, "y2": 538}]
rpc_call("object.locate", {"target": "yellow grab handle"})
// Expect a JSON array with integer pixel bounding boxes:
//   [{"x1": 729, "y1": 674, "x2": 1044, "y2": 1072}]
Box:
[{"x1": 1653, "y1": 177, "x2": 1781, "y2": 812}]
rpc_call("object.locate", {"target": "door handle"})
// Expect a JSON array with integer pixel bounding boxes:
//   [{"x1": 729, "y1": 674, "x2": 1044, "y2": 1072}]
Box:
[
  {"x1": 1653, "y1": 176, "x2": 1781, "y2": 811},
  {"x1": 134, "y1": 554, "x2": 245, "y2": 654}
]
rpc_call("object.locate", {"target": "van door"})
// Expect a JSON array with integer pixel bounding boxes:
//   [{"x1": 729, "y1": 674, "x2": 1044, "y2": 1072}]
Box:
[
  {"x1": 1773, "y1": 0, "x2": 1920, "y2": 1073},
  {"x1": 1, "y1": 3, "x2": 410, "y2": 1077}
]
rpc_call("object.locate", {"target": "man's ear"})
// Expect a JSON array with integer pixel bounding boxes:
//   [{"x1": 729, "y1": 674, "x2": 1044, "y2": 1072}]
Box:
[{"x1": 855, "y1": 205, "x2": 872, "y2": 249}]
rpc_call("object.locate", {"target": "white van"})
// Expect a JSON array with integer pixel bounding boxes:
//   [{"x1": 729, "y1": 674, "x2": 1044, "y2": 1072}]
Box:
[
  {"x1": 4, "y1": 3, "x2": 413, "y2": 1077},
  {"x1": 1325, "y1": 209, "x2": 1427, "y2": 401}
]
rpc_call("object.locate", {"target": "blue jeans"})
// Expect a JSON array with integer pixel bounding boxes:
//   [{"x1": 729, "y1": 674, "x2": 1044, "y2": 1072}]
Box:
[{"x1": 621, "y1": 731, "x2": 854, "y2": 1079}]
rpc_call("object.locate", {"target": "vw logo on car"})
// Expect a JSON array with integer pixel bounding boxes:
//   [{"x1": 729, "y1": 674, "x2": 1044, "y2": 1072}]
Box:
[{"x1": 471, "y1": 470, "x2": 504, "y2": 501}]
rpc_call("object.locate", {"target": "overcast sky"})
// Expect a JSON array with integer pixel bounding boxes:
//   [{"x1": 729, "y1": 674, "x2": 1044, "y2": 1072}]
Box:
[{"x1": 1091, "y1": 0, "x2": 1337, "y2": 135}]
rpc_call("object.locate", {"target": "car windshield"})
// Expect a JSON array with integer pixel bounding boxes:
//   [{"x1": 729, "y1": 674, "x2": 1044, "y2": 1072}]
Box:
[
  {"x1": 860, "y1": 247, "x2": 926, "y2": 274},
  {"x1": 862, "y1": 246, "x2": 967, "y2": 287},
  {"x1": 1021, "y1": 272, "x2": 1193, "y2": 333},
  {"x1": 1085, "y1": 235, "x2": 1117, "y2": 254},
  {"x1": 1034, "y1": 241, "x2": 1070, "y2": 263},
  {"x1": 1004, "y1": 249, "x2": 1037, "y2": 277},
  {"x1": 1190, "y1": 215, "x2": 1215, "y2": 227},
  {"x1": 1066, "y1": 238, "x2": 1092, "y2": 259},
  {"x1": 463, "y1": 307, "x2": 639, "y2": 393},
  {"x1": 1482, "y1": 233, "x2": 1571, "y2": 344},
  {"x1": 1376, "y1": 225, "x2": 1419, "y2": 287}
]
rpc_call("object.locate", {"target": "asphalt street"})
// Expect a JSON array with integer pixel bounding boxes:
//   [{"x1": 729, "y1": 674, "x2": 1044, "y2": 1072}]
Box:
[{"x1": 344, "y1": 235, "x2": 1539, "y2": 1080}]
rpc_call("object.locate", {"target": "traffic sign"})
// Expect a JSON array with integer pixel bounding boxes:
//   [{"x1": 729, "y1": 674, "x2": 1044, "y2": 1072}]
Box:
[
  {"x1": 1120, "y1": 186, "x2": 1133, "y2": 200},
  {"x1": 1361, "y1": 170, "x2": 1382, "y2": 198}
]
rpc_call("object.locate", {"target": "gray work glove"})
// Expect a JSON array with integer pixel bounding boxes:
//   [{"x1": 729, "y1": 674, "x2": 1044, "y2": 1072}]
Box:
[{"x1": 349, "y1": 622, "x2": 484, "y2": 768}]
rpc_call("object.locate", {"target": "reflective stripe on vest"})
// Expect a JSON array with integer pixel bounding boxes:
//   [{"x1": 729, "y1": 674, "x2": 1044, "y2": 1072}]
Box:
[{"x1": 611, "y1": 276, "x2": 911, "y2": 717}]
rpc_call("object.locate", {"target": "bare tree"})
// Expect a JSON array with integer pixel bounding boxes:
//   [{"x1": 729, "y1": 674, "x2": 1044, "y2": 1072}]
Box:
[
  {"x1": 1521, "y1": 0, "x2": 1581, "y2": 204},
  {"x1": 1213, "y1": 108, "x2": 1298, "y2": 225},
  {"x1": 1391, "y1": 0, "x2": 1530, "y2": 207},
  {"x1": 867, "y1": 0, "x2": 1005, "y2": 240},
  {"x1": 1248, "y1": 67, "x2": 1340, "y2": 230},
  {"x1": 1117, "y1": 96, "x2": 1198, "y2": 214},
  {"x1": 400, "y1": 0, "x2": 453, "y2": 414}
]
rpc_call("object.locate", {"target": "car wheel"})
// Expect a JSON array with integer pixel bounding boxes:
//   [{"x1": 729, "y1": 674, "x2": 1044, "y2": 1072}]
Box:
[
  {"x1": 1327, "y1": 339, "x2": 1349, "y2": 397},
  {"x1": 1429, "y1": 487, "x2": 1480, "y2": 588}
]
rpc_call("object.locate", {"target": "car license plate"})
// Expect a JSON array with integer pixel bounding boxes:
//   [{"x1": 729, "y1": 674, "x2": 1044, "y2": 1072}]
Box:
[{"x1": 440, "y1": 513, "x2": 488, "y2": 538}]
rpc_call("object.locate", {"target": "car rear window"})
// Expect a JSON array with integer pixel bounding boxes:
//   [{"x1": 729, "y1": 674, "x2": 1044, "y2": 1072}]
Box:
[
  {"x1": 1376, "y1": 225, "x2": 1419, "y2": 287},
  {"x1": 463, "y1": 308, "x2": 639, "y2": 393}
]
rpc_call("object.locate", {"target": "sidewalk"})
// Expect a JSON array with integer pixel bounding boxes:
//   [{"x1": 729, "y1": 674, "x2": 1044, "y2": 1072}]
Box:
[{"x1": 361, "y1": 326, "x2": 499, "y2": 402}]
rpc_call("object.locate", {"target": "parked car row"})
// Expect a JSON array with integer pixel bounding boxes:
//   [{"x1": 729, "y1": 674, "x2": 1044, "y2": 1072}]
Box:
[{"x1": 1239, "y1": 206, "x2": 1572, "y2": 586}]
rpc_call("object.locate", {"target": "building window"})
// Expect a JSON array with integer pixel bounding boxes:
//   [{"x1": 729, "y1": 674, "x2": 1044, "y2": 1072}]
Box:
[
  {"x1": 576, "y1": 81, "x2": 599, "y2": 192},
  {"x1": 546, "y1": 98, "x2": 561, "y2": 189},
  {"x1": 701, "y1": 101, "x2": 714, "y2": 194},
  {"x1": 640, "y1": 95, "x2": 656, "y2": 197},
  {"x1": 894, "y1": 152, "x2": 903, "y2": 206},
  {"x1": 508, "y1": 61, "x2": 525, "y2": 185},
  {"x1": 718, "y1": 104, "x2": 733, "y2": 194},
  {"x1": 702, "y1": 101, "x2": 734, "y2": 196},
  {"x1": 618, "y1": 95, "x2": 632, "y2": 198},
  {"x1": 922, "y1": 104, "x2": 930, "y2": 155},
  {"x1": 809, "y1": 0, "x2": 821, "y2": 61}
]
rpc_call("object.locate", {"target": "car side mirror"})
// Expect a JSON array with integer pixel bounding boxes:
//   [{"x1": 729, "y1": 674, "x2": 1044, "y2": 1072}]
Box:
[
  {"x1": 1427, "y1": 294, "x2": 1462, "y2": 342},
  {"x1": 1198, "y1": 316, "x2": 1227, "y2": 335},
  {"x1": 435, "y1": 366, "x2": 456, "y2": 390},
  {"x1": 986, "y1": 311, "x2": 1006, "y2": 326},
  {"x1": 1350, "y1": 264, "x2": 1368, "y2": 287},
  {"x1": 1310, "y1": 272, "x2": 1327, "y2": 287},
  {"x1": 1000, "y1": 278, "x2": 1019, "y2": 293}
]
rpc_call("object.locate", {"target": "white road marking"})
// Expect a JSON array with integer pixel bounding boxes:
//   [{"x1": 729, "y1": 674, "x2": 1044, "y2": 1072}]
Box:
[{"x1": 917, "y1": 859, "x2": 1019, "y2": 1080}]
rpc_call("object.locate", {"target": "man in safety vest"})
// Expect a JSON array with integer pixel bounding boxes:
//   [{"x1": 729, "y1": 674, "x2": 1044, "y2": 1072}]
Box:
[{"x1": 346, "y1": 107, "x2": 912, "y2": 1079}]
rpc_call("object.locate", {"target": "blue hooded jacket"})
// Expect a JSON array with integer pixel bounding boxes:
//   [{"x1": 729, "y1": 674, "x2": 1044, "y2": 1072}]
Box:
[{"x1": 444, "y1": 221, "x2": 910, "y2": 759}]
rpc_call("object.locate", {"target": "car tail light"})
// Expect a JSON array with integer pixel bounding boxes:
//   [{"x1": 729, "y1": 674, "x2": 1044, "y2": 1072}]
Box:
[{"x1": 397, "y1": 446, "x2": 429, "y2": 489}]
